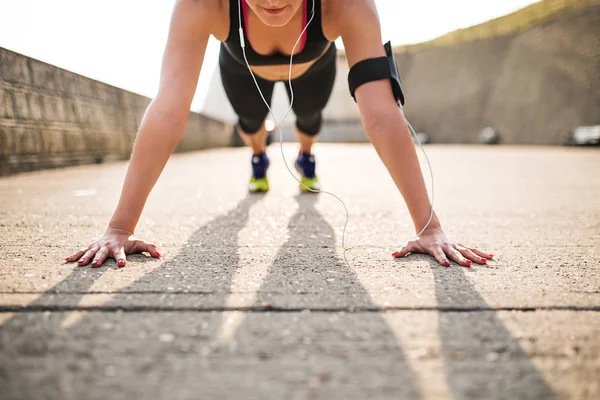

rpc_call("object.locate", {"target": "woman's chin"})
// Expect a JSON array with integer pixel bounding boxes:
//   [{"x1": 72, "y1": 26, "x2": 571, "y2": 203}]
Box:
[{"x1": 258, "y1": 7, "x2": 293, "y2": 26}]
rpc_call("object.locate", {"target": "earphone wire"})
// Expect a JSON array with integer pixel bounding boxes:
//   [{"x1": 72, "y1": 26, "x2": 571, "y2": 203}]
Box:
[{"x1": 238, "y1": 0, "x2": 435, "y2": 264}]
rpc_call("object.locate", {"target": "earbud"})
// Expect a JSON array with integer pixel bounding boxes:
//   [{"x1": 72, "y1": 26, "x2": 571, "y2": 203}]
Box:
[{"x1": 238, "y1": 28, "x2": 245, "y2": 48}]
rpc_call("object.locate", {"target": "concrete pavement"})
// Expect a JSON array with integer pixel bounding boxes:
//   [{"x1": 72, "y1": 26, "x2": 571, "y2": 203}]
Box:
[{"x1": 0, "y1": 144, "x2": 598, "y2": 399}]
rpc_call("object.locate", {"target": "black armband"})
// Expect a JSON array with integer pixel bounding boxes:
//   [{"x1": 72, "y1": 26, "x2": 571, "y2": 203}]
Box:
[{"x1": 347, "y1": 41, "x2": 405, "y2": 106}]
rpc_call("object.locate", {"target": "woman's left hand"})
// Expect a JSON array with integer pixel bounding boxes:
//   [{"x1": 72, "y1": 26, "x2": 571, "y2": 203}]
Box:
[{"x1": 392, "y1": 227, "x2": 494, "y2": 267}]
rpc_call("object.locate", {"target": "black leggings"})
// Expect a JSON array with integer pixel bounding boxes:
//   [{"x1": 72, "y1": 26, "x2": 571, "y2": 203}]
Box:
[{"x1": 219, "y1": 42, "x2": 337, "y2": 136}]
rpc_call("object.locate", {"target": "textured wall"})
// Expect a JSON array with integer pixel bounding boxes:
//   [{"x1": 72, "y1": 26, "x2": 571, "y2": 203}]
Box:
[
  {"x1": 485, "y1": 4, "x2": 600, "y2": 144},
  {"x1": 0, "y1": 47, "x2": 233, "y2": 176},
  {"x1": 395, "y1": 4, "x2": 600, "y2": 144},
  {"x1": 394, "y1": 36, "x2": 514, "y2": 143}
]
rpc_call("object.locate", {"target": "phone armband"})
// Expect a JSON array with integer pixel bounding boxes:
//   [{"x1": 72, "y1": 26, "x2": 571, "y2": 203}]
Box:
[{"x1": 347, "y1": 41, "x2": 405, "y2": 106}]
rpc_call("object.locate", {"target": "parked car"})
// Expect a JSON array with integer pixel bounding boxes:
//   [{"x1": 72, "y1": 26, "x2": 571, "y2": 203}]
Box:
[{"x1": 563, "y1": 125, "x2": 600, "y2": 146}]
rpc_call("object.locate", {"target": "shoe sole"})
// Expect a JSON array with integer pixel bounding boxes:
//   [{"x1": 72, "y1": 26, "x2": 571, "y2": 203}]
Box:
[
  {"x1": 248, "y1": 177, "x2": 269, "y2": 193},
  {"x1": 295, "y1": 162, "x2": 321, "y2": 192}
]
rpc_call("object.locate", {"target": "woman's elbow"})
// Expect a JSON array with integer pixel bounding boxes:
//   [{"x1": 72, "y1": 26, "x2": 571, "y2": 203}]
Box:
[{"x1": 361, "y1": 107, "x2": 405, "y2": 140}]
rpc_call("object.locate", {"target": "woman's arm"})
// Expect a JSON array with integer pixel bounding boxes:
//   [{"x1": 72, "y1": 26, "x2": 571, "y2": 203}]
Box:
[
  {"x1": 109, "y1": 0, "x2": 212, "y2": 233},
  {"x1": 338, "y1": 0, "x2": 492, "y2": 266},
  {"x1": 67, "y1": 0, "x2": 213, "y2": 267}
]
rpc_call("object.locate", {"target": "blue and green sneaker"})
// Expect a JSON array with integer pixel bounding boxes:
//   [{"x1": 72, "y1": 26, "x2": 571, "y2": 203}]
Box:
[
  {"x1": 248, "y1": 152, "x2": 270, "y2": 193},
  {"x1": 295, "y1": 152, "x2": 321, "y2": 192}
]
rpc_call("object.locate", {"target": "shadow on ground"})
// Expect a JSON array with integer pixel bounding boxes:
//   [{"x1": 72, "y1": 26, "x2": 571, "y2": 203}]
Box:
[
  {"x1": 431, "y1": 265, "x2": 555, "y2": 399},
  {"x1": 0, "y1": 195, "x2": 554, "y2": 399}
]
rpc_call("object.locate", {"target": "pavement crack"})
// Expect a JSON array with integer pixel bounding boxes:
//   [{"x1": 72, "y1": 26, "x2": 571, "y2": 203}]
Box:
[{"x1": 1, "y1": 305, "x2": 599, "y2": 313}]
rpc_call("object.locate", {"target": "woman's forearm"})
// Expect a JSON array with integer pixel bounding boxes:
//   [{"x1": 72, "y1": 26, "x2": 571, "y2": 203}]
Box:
[
  {"x1": 365, "y1": 111, "x2": 441, "y2": 233},
  {"x1": 108, "y1": 101, "x2": 189, "y2": 233}
]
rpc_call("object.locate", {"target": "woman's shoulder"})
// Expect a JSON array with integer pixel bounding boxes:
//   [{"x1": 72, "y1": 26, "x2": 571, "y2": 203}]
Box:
[
  {"x1": 171, "y1": 0, "x2": 229, "y2": 38},
  {"x1": 324, "y1": 0, "x2": 375, "y2": 15},
  {"x1": 323, "y1": 0, "x2": 377, "y2": 39}
]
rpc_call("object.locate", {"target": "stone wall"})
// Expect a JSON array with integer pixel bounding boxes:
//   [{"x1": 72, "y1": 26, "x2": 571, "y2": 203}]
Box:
[
  {"x1": 393, "y1": 4, "x2": 600, "y2": 144},
  {"x1": 389, "y1": 36, "x2": 515, "y2": 144},
  {"x1": 484, "y1": 4, "x2": 600, "y2": 144},
  {"x1": 0, "y1": 47, "x2": 233, "y2": 176}
]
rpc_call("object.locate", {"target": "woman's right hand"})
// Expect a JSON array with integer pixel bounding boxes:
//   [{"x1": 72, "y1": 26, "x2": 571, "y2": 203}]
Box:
[
  {"x1": 64, "y1": 227, "x2": 161, "y2": 268},
  {"x1": 62, "y1": 1, "x2": 212, "y2": 269}
]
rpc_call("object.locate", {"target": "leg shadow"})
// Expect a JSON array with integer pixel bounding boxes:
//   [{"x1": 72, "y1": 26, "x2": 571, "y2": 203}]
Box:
[
  {"x1": 0, "y1": 194, "x2": 265, "y2": 399},
  {"x1": 227, "y1": 194, "x2": 422, "y2": 399}
]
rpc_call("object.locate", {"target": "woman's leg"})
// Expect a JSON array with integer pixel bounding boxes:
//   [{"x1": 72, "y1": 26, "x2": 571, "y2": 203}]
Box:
[
  {"x1": 285, "y1": 44, "x2": 337, "y2": 144},
  {"x1": 219, "y1": 46, "x2": 275, "y2": 191},
  {"x1": 284, "y1": 44, "x2": 337, "y2": 189},
  {"x1": 219, "y1": 46, "x2": 274, "y2": 153},
  {"x1": 294, "y1": 125, "x2": 318, "y2": 154},
  {"x1": 237, "y1": 123, "x2": 269, "y2": 155}
]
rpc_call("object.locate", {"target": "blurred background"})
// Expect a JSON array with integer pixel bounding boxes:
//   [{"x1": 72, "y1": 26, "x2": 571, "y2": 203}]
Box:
[{"x1": 1, "y1": 0, "x2": 599, "y2": 175}]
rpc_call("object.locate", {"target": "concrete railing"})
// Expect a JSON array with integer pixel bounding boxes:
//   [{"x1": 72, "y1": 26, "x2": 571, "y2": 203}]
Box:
[{"x1": 0, "y1": 47, "x2": 233, "y2": 176}]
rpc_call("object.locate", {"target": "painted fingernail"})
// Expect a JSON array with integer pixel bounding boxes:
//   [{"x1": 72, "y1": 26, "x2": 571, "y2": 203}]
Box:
[
  {"x1": 392, "y1": 252, "x2": 400, "y2": 258},
  {"x1": 489, "y1": 254, "x2": 494, "y2": 258},
  {"x1": 64, "y1": 257, "x2": 70, "y2": 262},
  {"x1": 481, "y1": 258, "x2": 487, "y2": 263},
  {"x1": 155, "y1": 251, "x2": 161, "y2": 258},
  {"x1": 465, "y1": 260, "x2": 472, "y2": 266},
  {"x1": 443, "y1": 259, "x2": 450, "y2": 266},
  {"x1": 118, "y1": 259, "x2": 126, "y2": 267}
]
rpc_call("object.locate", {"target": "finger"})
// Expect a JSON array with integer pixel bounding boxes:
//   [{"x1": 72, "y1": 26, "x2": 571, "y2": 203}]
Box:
[
  {"x1": 91, "y1": 246, "x2": 109, "y2": 268},
  {"x1": 468, "y1": 247, "x2": 494, "y2": 260},
  {"x1": 454, "y1": 245, "x2": 487, "y2": 265},
  {"x1": 113, "y1": 246, "x2": 127, "y2": 268},
  {"x1": 429, "y1": 246, "x2": 450, "y2": 267},
  {"x1": 78, "y1": 247, "x2": 98, "y2": 266},
  {"x1": 65, "y1": 248, "x2": 88, "y2": 263},
  {"x1": 392, "y1": 242, "x2": 417, "y2": 258},
  {"x1": 130, "y1": 240, "x2": 161, "y2": 258},
  {"x1": 445, "y1": 246, "x2": 472, "y2": 267}
]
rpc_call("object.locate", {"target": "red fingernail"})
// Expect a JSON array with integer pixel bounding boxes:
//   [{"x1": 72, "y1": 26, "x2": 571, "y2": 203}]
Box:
[
  {"x1": 489, "y1": 254, "x2": 494, "y2": 258},
  {"x1": 156, "y1": 251, "x2": 161, "y2": 258},
  {"x1": 481, "y1": 258, "x2": 487, "y2": 263},
  {"x1": 443, "y1": 259, "x2": 450, "y2": 266},
  {"x1": 64, "y1": 257, "x2": 70, "y2": 262},
  {"x1": 392, "y1": 252, "x2": 400, "y2": 258},
  {"x1": 118, "y1": 260, "x2": 126, "y2": 267},
  {"x1": 465, "y1": 260, "x2": 472, "y2": 265}
]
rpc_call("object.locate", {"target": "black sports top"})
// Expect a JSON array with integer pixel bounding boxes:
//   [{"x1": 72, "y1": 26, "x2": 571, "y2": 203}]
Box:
[{"x1": 222, "y1": 0, "x2": 331, "y2": 66}]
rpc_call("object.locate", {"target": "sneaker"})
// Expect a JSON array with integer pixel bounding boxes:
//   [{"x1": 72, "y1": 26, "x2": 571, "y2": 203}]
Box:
[
  {"x1": 295, "y1": 152, "x2": 321, "y2": 192},
  {"x1": 248, "y1": 152, "x2": 270, "y2": 193}
]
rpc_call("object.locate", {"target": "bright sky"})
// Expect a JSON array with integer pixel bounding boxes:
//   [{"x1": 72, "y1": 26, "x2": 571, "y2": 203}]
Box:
[{"x1": 0, "y1": 0, "x2": 539, "y2": 112}]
